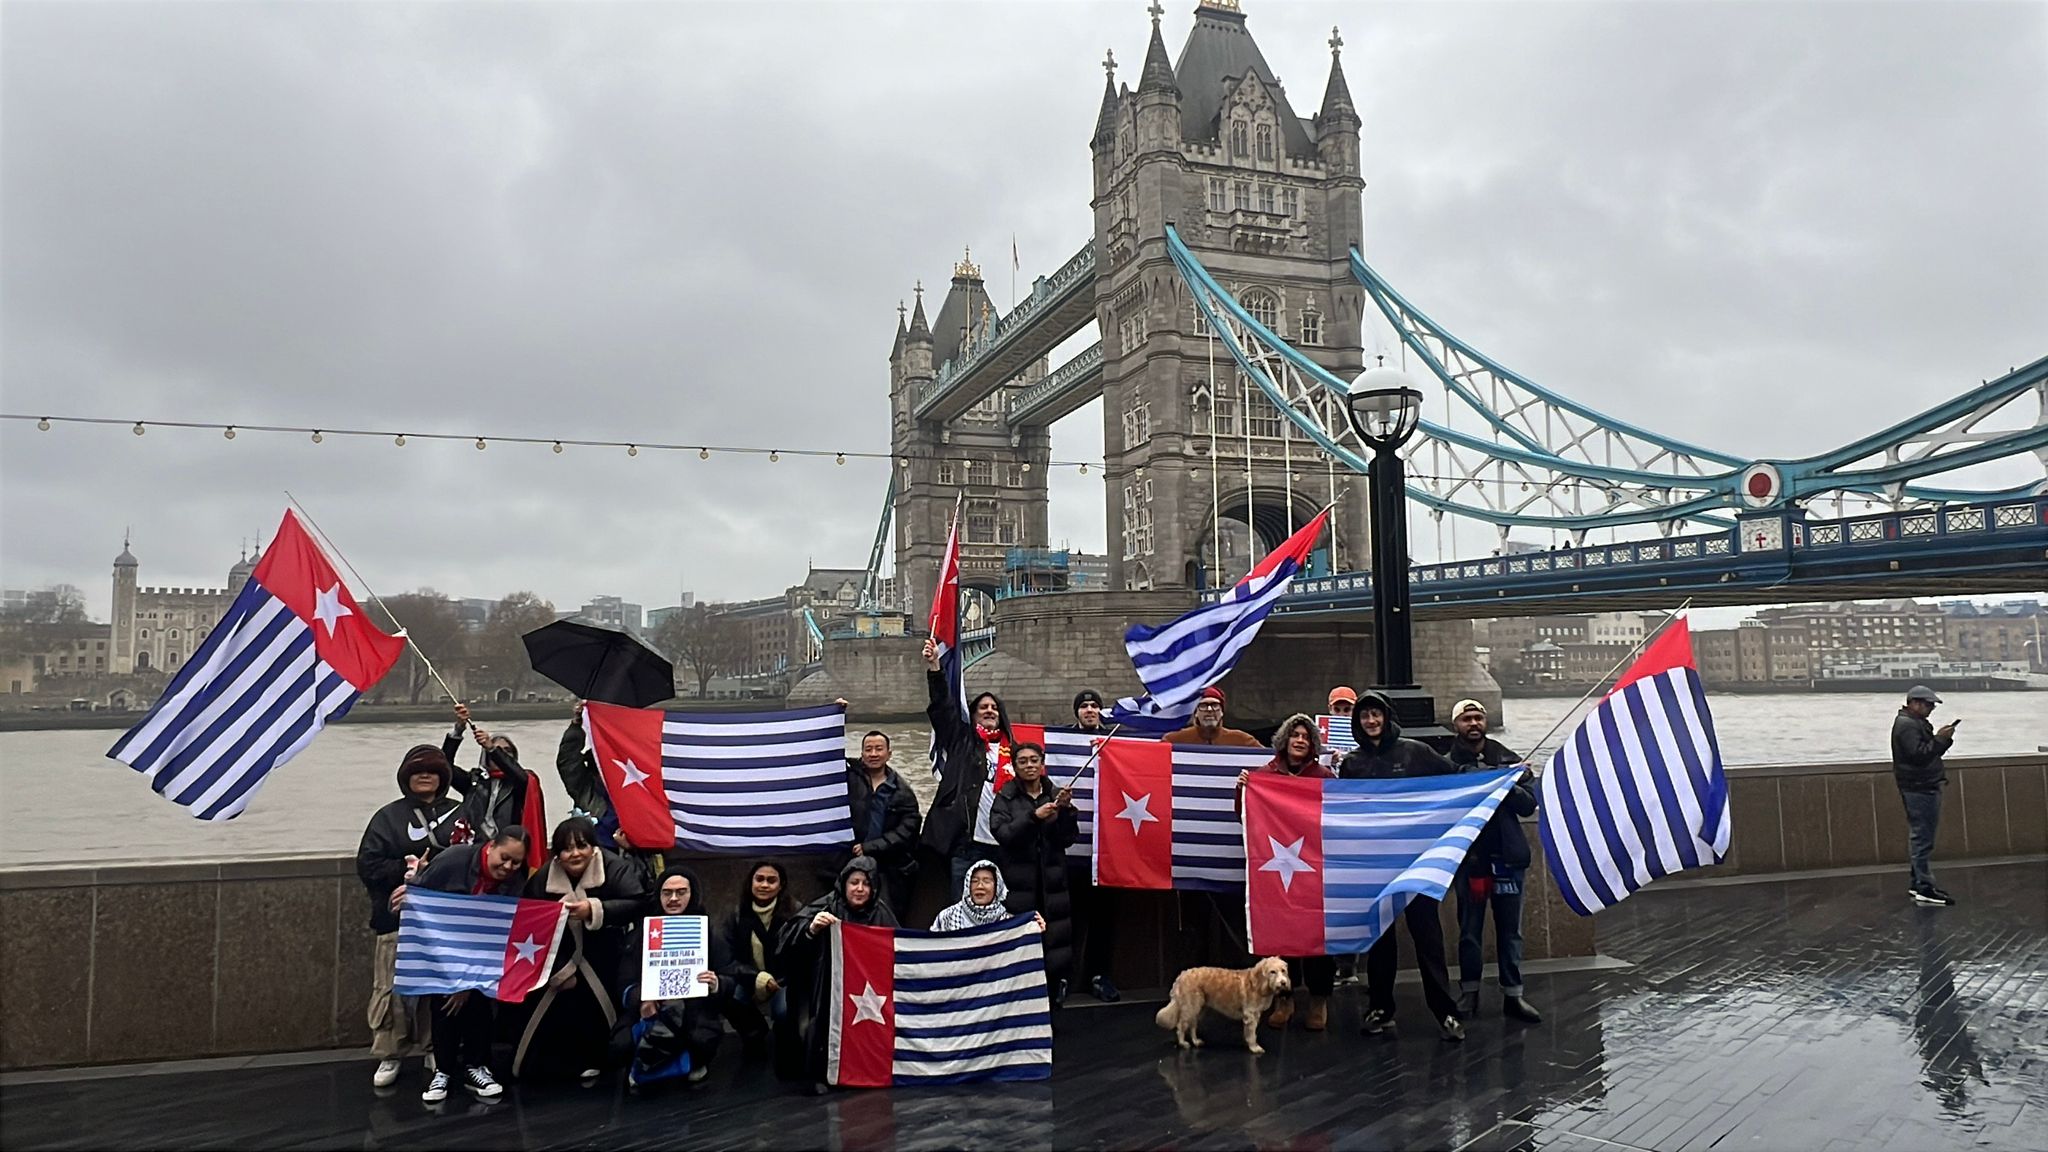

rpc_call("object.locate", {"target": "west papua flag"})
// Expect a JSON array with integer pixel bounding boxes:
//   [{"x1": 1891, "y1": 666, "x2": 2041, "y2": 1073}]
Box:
[
  {"x1": 1088, "y1": 737, "x2": 1273, "y2": 891},
  {"x1": 109, "y1": 509, "x2": 404, "y2": 820},
  {"x1": 827, "y1": 915, "x2": 1052, "y2": 1087},
  {"x1": 1244, "y1": 769, "x2": 1523, "y2": 956},
  {"x1": 392, "y1": 888, "x2": 568, "y2": 1002}
]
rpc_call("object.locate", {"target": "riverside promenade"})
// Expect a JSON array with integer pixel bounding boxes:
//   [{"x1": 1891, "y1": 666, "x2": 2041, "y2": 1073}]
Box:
[{"x1": 3, "y1": 860, "x2": 2042, "y2": 1151}]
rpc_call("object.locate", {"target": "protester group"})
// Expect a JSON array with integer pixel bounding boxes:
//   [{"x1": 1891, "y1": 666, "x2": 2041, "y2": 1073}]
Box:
[{"x1": 354, "y1": 639, "x2": 1565, "y2": 1104}]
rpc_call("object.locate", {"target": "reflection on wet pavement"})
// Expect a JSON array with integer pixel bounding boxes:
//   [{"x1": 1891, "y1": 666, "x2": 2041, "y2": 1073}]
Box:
[{"x1": 2, "y1": 861, "x2": 2041, "y2": 1151}]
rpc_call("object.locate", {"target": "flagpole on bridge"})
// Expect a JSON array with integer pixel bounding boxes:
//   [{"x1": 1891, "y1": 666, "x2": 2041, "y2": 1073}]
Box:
[
  {"x1": 284, "y1": 490, "x2": 469, "y2": 715},
  {"x1": 1517, "y1": 597, "x2": 1696, "y2": 771}
]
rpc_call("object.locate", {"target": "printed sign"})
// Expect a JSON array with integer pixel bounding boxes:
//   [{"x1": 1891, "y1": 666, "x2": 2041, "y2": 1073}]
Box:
[
  {"x1": 640, "y1": 914, "x2": 711, "y2": 1000},
  {"x1": 1317, "y1": 714, "x2": 1356, "y2": 769}
]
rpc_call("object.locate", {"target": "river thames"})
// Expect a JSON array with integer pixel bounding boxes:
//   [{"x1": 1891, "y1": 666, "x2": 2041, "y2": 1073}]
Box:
[{"x1": 1, "y1": 691, "x2": 2040, "y2": 867}]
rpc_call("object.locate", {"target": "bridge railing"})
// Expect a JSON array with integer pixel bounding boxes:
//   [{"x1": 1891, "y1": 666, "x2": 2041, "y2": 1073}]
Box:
[
  {"x1": 1197, "y1": 495, "x2": 2048, "y2": 607},
  {"x1": 915, "y1": 241, "x2": 1096, "y2": 415},
  {"x1": 1005, "y1": 341, "x2": 1104, "y2": 424}
]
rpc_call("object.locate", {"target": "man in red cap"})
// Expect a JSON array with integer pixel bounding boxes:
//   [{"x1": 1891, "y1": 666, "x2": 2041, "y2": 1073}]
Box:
[{"x1": 1164, "y1": 686, "x2": 1262, "y2": 747}]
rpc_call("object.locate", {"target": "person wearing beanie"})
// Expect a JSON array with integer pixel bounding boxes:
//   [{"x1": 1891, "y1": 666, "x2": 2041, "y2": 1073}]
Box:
[
  {"x1": 356, "y1": 743, "x2": 462, "y2": 1089},
  {"x1": 1067, "y1": 688, "x2": 1121, "y2": 1002},
  {"x1": 1446, "y1": 699, "x2": 1542, "y2": 1024},
  {"x1": 1164, "y1": 686, "x2": 1261, "y2": 747}
]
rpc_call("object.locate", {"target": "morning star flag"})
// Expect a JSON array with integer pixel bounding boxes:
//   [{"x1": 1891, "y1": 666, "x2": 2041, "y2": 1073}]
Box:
[
  {"x1": 393, "y1": 889, "x2": 567, "y2": 1002},
  {"x1": 1243, "y1": 769, "x2": 1523, "y2": 956},
  {"x1": 107, "y1": 510, "x2": 404, "y2": 821},
  {"x1": 826, "y1": 915, "x2": 1053, "y2": 1088},
  {"x1": 1070, "y1": 735, "x2": 1274, "y2": 891},
  {"x1": 1539, "y1": 616, "x2": 1731, "y2": 915},
  {"x1": 583, "y1": 702, "x2": 852, "y2": 854},
  {"x1": 1109, "y1": 509, "x2": 1329, "y2": 732}
]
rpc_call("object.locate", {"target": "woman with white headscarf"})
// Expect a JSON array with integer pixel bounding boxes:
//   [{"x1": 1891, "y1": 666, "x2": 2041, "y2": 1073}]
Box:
[{"x1": 931, "y1": 858, "x2": 1045, "y2": 933}]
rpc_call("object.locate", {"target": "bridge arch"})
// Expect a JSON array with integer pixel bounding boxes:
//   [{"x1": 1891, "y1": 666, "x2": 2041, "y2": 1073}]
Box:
[{"x1": 1195, "y1": 485, "x2": 1332, "y2": 589}]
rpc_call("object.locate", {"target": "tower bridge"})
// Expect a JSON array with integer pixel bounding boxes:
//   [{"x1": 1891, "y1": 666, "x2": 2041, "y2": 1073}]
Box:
[{"x1": 798, "y1": 1, "x2": 2048, "y2": 727}]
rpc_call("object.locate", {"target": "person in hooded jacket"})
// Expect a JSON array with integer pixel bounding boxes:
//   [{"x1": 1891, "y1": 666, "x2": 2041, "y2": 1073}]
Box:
[
  {"x1": 613, "y1": 867, "x2": 735, "y2": 1087},
  {"x1": 512, "y1": 817, "x2": 648, "y2": 1081},
  {"x1": 918, "y1": 636, "x2": 1018, "y2": 897},
  {"x1": 988, "y1": 742, "x2": 1079, "y2": 1007},
  {"x1": 1445, "y1": 699, "x2": 1542, "y2": 1023},
  {"x1": 442, "y1": 703, "x2": 545, "y2": 854},
  {"x1": 721, "y1": 860, "x2": 798, "y2": 1059},
  {"x1": 1338, "y1": 689, "x2": 1466, "y2": 1042},
  {"x1": 774, "y1": 856, "x2": 899, "y2": 1093},
  {"x1": 1235, "y1": 715, "x2": 1337, "y2": 1032},
  {"x1": 357, "y1": 744, "x2": 465, "y2": 1088}
]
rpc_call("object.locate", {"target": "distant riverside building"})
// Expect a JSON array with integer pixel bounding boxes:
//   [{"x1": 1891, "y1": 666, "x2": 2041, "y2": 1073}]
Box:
[
  {"x1": 576, "y1": 595, "x2": 645, "y2": 636},
  {"x1": 109, "y1": 536, "x2": 253, "y2": 676}
]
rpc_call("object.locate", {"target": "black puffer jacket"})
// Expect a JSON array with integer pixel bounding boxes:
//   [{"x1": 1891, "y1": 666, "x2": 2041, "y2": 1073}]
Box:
[
  {"x1": 1891, "y1": 709, "x2": 1951, "y2": 793},
  {"x1": 357, "y1": 748, "x2": 463, "y2": 933},
  {"x1": 1449, "y1": 737, "x2": 1539, "y2": 873},
  {"x1": 920, "y1": 672, "x2": 1013, "y2": 858},
  {"x1": 1339, "y1": 689, "x2": 1457, "y2": 779},
  {"x1": 989, "y1": 778, "x2": 1079, "y2": 983}
]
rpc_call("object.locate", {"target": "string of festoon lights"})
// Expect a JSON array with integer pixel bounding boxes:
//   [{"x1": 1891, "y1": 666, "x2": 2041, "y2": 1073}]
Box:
[{"x1": 3, "y1": 411, "x2": 1687, "y2": 496}]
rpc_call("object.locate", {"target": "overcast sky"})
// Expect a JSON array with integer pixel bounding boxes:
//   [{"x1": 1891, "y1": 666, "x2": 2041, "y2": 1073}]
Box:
[{"x1": 3, "y1": 0, "x2": 2043, "y2": 621}]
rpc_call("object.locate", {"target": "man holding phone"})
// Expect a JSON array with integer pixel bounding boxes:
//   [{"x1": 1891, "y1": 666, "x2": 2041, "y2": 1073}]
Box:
[{"x1": 1892, "y1": 685, "x2": 1959, "y2": 907}]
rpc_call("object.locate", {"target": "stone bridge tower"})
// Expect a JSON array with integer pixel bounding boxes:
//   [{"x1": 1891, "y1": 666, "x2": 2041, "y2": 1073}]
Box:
[
  {"x1": 889, "y1": 253, "x2": 1052, "y2": 618},
  {"x1": 1093, "y1": 1, "x2": 1371, "y2": 591}
]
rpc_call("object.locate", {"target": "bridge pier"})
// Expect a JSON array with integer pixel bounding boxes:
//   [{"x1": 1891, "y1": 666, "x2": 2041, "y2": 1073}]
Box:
[{"x1": 786, "y1": 633, "x2": 931, "y2": 717}]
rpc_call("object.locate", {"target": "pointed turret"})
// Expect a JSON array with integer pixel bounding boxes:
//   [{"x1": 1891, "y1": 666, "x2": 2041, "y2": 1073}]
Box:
[
  {"x1": 1091, "y1": 49, "x2": 1120, "y2": 146},
  {"x1": 1139, "y1": 2, "x2": 1177, "y2": 95},
  {"x1": 903, "y1": 282, "x2": 934, "y2": 380},
  {"x1": 891, "y1": 300, "x2": 908, "y2": 360},
  {"x1": 907, "y1": 282, "x2": 931, "y2": 341},
  {"x1": 1316, "y1": 26, "x2": 1358, "y2": 129}
]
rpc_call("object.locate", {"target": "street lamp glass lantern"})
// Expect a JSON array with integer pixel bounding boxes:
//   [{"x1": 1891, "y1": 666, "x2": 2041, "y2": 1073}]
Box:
[{"x1": 1345, "y1": 366, "x2": 1424, "y2": 449}]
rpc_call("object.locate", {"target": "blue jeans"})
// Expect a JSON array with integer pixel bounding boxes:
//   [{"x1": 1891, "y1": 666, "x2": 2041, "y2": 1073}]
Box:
[
  {"x1": 1900, "y1": 786, "x2": 1942, "y2": 892},
  {"x1": 1456, "y1": 868, "x2": 1526, "y2": 997}
]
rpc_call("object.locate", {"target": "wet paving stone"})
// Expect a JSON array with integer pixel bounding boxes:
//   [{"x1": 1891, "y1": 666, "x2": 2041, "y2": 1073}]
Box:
[{"x1": 2, "y1": 861, "x2": 2042, "y2": 1150}]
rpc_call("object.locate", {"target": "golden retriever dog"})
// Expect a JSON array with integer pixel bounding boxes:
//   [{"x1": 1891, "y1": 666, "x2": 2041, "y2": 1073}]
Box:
[{"x1": 1154, "y1": 957, "x2": 1292, "y2": 1055}]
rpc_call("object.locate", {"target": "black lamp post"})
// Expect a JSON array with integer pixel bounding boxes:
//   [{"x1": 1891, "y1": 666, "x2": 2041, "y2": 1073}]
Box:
[{"x1": 1344, "y1": 363, "x2": 1448, "y2": 742}]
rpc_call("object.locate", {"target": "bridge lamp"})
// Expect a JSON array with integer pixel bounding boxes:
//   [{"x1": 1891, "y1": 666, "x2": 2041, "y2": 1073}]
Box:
[{"x1": 1343, "y1": 365, "x2": 1445, "y2": 741}]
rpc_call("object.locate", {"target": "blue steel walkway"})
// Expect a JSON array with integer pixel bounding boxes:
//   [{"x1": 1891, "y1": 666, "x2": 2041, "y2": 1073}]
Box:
[{"x1": 3, "y1": 861, "x2": 2043, "y2": 1151}]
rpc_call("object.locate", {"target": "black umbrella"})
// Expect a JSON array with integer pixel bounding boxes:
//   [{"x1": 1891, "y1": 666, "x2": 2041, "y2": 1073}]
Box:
[{"x1": 522, "y1": 620, "x2": 676, "y2": 708}]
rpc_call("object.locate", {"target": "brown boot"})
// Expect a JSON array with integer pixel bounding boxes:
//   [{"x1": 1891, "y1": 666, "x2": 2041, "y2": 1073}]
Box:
[
  {"x1": 1265, "y1": 993, "x2": 1296, "y2": 1029},
  {"x1": 1305, "y1": 996, "x2": 1328, "y2": 1031}
]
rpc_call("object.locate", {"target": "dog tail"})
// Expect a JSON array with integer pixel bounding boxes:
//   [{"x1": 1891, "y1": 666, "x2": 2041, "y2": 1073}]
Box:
[{"x1": 1154, "y1": 1001, "x2": 1180, "y2": 1030}]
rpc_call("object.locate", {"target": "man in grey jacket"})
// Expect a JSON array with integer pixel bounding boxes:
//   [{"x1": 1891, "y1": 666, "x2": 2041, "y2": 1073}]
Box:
[{"x1": 1892, "y1": 685, "x2": 1959, "y2": 907}]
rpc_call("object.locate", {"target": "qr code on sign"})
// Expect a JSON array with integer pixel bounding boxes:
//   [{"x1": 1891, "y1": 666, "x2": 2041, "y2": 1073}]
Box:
[{"x1": 657, "y1": 969, "x2": 692, "y2": 998}]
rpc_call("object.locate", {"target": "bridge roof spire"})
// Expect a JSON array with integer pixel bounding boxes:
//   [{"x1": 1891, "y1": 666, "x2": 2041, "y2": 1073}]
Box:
[
  {"x1": 1093, "y1": 48, "x2": 1120, "y2": 144},
  {"x1": 907, "y1": 282, "x2": 931, "y2": 340},
  {"x1": 1139, "y1": 2, "x2": 1177, "y2": 94},
  {"x1": 1317, "y1": 24, "x2": 1357, "y2": 125}
]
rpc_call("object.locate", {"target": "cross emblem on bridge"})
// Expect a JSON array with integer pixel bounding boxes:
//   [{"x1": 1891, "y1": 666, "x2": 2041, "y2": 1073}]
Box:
[
  {"x1": 1329, "y1": 26, "x2": 1343, "y2": 55},
  {"x1": 1103, "y1": 48, "x2": 1115, "y2": 77},
  {"x1": 1147, "y1": 1, "x2": 1163, "y2": 28}
]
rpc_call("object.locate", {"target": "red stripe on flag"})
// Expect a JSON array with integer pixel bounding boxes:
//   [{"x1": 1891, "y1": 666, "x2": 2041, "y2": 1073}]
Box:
[
  {"x1": 833, "y1": 922, "x2": 898, "y2": 1088},
  {"x1": 584, "y1": 702, "x2": 674, "y2": 850},
  {"x1": 1094, "y1": 739, "x2": 1174, "y2": 889},
  {"x1": 497, "y1": 898, "x2": 567, "y2": 1002},
  {"x1": 1243, "y1": 774, "x2": 1326, "y2": 955}
]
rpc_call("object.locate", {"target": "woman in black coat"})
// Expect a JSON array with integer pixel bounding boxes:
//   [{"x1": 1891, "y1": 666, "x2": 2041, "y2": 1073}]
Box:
[
  {"x1": 773, "y1": 856, "x2": 899, "y2": 1093},
  {"x1": 513, "y1": 817, "x2": 648, "y2": 1080},
  {"x1": 988, "y1": 741, "x2": 1079, "y2": 1007},
  {"x1": 613, "y1": 866, "x2": 736, "y2": 1086},
  {"x1": 721, "y1": 860, "x2": 798, "y2": 1058}
]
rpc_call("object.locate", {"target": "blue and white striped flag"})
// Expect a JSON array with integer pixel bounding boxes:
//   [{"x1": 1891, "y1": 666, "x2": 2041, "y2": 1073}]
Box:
[
  {"x1": 828, "y1": 914, "x2": 1052, "y2": 1087},
  {"x1": 107, "y1": 511, "x2": 404, "y2": 820},
  {"x1": 1245, "y1": 768, "x2": 1524, "y2": 955},
  {"x1": 585, "y1": 701, "x2": 853, "y2": 853},
  {"x1": 1043, "y1": 729, "x2": 1274, "y2": 890},
  {"x1": 394, "y1": 888, "x2": 567, "y2": 1002},
  {"x1": 1110, "y1": 509, "x2": 1328, "y2": 731},
  {"x1": 1539, "y1": 617, "x2": 1731, "y2": 915}
]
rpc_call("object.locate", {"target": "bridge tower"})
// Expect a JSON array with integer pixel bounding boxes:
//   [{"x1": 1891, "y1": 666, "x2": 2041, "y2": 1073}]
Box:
[
  {"x1": 1094, "y1": 1, "x2": 1371, "y2": 590},
  {"x1": 890, "y1": 256, "x2": 1053, "y2": 617}
]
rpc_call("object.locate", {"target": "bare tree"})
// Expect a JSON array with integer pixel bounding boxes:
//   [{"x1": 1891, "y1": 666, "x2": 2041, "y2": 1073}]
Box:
[
  {"x1": 655, "y1": 605, "x2": 749, "y2": 699},
  {"x1": 367, "y1": 589, "x2": 466, "y2": 704},
  {"x1": 0, "y1": 587, "x2": 91, "y2": 661},
  {"x1": 476, "y1": 591, "x2": 558, "y2": 699}
]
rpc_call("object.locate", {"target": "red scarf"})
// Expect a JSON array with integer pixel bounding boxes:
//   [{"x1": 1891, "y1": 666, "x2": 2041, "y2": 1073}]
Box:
[{"x1": 981, "y1": 727, "x2": 1014, "y2": 794}]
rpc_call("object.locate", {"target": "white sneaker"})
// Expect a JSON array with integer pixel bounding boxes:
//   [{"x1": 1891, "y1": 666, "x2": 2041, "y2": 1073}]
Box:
[
  {"x1": 421, "y1": 1071, "x2": 450, "y2": 1103},
  {"x1": 464, "y1": 1066, "x2": 503, "y2": 1099},
  {"x1": 373, "y1": 1059, "x2": 402, "y2": 1088}
]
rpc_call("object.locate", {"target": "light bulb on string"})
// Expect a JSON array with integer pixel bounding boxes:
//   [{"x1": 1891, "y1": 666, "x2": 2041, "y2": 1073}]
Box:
[
  {"x1": 475, "y1": 438, "x2": 486, "y2": 451},
  {"x1": 770, "y1": 450, "x2": 780, "y2": 462},
  {"x1": 394, "y1": 434, "x2": 406, "y2": 446},
  {"x1": 551, "y1": 442, "x2": 563, "y2": 454},
  {"x1": 698, "y1": 447, "x2": 709, "y2": 460},
  {"x1": 835, "y1": 453, "x2": 846, "y2": 466},
  {"x1": 223, "y1": 426, "x2": 236, "y2": 440},
  {"x1": 627, "y1": 444, "x2": 638, "y2": 457},
  {"x1": 310, "y1": 430, "x2": 323, "y2": 444},
  {"x1": 1021, "y1": 461, "x2": 1031, "y2": 473},
  {"x1": 1079, "y1": 463, "x2": 1088, "y2": 474},
  {"x1": 37, "y1": 418, "x2": 50, "y2": 431},
  {"x1": 133, "y1": 422, "x2": 146, "y2": 436}
]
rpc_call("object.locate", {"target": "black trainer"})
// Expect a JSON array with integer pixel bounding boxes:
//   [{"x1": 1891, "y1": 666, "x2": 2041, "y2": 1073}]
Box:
[
  {"x1": 1926, "y1": 887, "x2": 1957, "y2": 906},
  {"x1": 1457, "y1": 989, "x2": 1479, "y2": 1019},
  {"x1": 1503, "y1": 995, "x2": 1543, "y2": 1023},
  {"x1": 1361, "y1": 1008, "x2": 1394, "y2": 1035}
]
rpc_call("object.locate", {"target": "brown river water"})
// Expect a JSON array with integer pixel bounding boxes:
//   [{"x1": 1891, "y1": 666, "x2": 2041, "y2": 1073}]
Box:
[{"x1": 0, "y1": 693, "x2": 2039, "y2": 868}]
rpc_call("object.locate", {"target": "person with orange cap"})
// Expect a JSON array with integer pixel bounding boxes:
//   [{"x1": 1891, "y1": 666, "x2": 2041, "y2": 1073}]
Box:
[{"x1": 1163, "y1": 686, "x2": 1262, "y2": 747}]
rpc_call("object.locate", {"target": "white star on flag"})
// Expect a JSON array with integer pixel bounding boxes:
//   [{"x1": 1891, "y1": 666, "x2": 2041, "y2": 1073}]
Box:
[
  {"x1": 511, "y1": 935, "x2": 543, "y2": 966},
  {"x1": 313, "y1": 583, "x2": 353, "y2": 637},
  {"x1": 1115, "y1": 791, "x2": 1157, "y2": 836},
  {"x1": 614, "y1": 757, "x2": 649, "y2": 788},
  {"x1": 1261, "y1": 835, "x2": 1314, "y2": 891},
  {"x1": 849, "y1": 981, "x2": 889, "y2": 1026}
]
